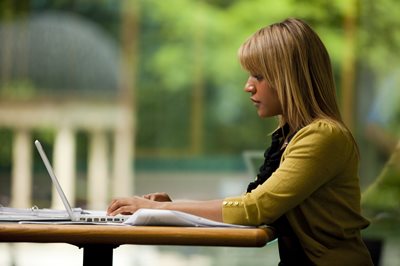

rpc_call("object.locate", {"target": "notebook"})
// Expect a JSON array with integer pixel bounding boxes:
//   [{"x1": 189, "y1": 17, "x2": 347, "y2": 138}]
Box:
[{"x1": 29, "y1": 140, "x2": 129, "y2": 223}]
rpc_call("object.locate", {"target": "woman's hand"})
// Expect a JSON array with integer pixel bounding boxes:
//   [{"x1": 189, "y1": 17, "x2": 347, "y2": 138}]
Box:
[
  {"x1": 142, "y1": 192, "x2": 172, "y2": 202},
  {"x1": 107, "y1": 192, "x2": 172, "y2": 216},
  {"x1": 107, "y1": 196, "x2": 161, "y2": 216}
]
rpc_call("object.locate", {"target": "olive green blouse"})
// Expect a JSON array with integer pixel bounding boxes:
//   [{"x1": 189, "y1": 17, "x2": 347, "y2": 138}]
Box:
[{"x1": 223, "y1": 119, "x2": 373, "y2": 265}]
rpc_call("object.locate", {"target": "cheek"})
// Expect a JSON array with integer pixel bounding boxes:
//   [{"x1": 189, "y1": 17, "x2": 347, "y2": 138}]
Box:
[
  {"x1": 267, "y1": 89, "x2": 282, "y2": 115},
  {"x1": 273, "y1": 90, "x2": 282, "y2": 110}
]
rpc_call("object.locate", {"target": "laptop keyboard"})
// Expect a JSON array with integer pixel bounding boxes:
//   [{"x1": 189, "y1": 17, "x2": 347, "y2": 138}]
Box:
[{"x1": 79, "y1": 216, "x2": 126, "y2": 223}]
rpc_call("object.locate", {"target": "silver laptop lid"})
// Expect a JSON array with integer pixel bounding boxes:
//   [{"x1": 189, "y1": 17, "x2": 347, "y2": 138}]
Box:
[{"x1": 34, "y1": 140, "x2": 75, "y2": 220}]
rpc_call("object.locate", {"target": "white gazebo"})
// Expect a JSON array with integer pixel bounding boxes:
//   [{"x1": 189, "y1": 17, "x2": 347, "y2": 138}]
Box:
[{"x1": 0, "y1": 6, "x2": 137, "y2": 210}]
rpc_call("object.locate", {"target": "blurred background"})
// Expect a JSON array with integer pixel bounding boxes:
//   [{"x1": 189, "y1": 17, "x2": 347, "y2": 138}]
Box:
[{"x1": 0, "y1": 0, "x2": 399, "y2": 265}]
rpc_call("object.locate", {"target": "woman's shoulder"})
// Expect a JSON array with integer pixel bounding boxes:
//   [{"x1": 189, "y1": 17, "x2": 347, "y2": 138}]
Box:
[
  {"x1": 286, "y1": 119, "x2": 357, "y2": 165},
  {"x1": 292, "y1": 119, "x2": 353, "y2": 146},
  {"x1": 301, "y1": 118, "x2": 348, "y2": 134}
]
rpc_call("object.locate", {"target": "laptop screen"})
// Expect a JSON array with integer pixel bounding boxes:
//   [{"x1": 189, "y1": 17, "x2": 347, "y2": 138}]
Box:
[{"x1": 34, "y1": 140, "x2": 75, "y2": 220}]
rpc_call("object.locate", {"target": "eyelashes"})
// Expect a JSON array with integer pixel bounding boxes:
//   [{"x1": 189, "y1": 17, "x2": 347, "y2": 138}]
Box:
[{"x1": 252, "y1": 74, "x2": 264, "y2": 81}]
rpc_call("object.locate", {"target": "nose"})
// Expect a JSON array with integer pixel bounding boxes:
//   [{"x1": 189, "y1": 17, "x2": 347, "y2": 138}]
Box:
[
  {"x1": 244, "y1": 77, "x2": 256, "y2": 93},
  {"x1": 244, "y1": 83, "x2": 256, "y2": 94}
]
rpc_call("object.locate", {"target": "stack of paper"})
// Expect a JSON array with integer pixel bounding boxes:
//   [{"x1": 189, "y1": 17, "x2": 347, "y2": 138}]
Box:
[
  {"x1": 0, "y1": 205, "x2": 81, "y2": 221},
  {"x1": 123, "y1": 209, "x2": 251, "y2": 228}
]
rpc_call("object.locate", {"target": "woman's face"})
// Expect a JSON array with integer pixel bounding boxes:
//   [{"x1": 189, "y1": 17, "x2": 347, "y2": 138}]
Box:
[{"x1": 244, "y1": 75, "x2": 282, "y2": 118}]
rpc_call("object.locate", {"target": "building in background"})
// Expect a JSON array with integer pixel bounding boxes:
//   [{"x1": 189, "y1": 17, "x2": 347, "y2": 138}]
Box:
[{"x1": 0, "y1": 5, "x2": 135, "y2": 210}]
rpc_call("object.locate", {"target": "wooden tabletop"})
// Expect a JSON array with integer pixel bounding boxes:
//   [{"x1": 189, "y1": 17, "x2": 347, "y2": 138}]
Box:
[{"x1": 0, "y1": 223, "x2": 275, "y2": 247}]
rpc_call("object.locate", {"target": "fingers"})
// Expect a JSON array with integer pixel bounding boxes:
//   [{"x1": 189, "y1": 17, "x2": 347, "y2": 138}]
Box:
[
  {"x1": 142, "y1": 192, "x2": 172, "y2": 202},
  {"x1": 149, "y1": 194, "x2": 158, "y2": 201},
  {"x1": 107, "y1": 196, "x2": 159, "y2": 216},
  {"x1": 142, "y1": 194, "x2": 152, "y2": 200},
  {"x1": 107, "y1": 197, "x2": 137, "y2": 216}
]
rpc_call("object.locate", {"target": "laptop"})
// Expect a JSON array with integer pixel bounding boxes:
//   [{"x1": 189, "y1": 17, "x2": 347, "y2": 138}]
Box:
[{"x1": 32, "y1": 140, "x2": 129, "y2": 223}]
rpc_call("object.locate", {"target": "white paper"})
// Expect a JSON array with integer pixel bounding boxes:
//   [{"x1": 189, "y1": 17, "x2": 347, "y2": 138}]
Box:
[
  {"x1": 0, "y1": 206, "x2": 82, "y2": 221},
  {"x1": 123, "y1": 209, "x2": 252, "y2": 228}
]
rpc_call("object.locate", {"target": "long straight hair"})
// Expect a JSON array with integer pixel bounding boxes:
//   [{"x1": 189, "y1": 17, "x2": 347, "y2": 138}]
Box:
[{"x1": 239, "y1": 18, "x2": 345, "y2": 133}]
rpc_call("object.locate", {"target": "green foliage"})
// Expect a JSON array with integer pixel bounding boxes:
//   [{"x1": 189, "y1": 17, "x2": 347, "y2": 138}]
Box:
[
  {"x1": 135, "y1": 0, "x2": 348, "y2": 154},
  {"x1": 0, "y1": 129, "x2": 12, "y2": 171},
  {"x1": 358, "y1": 0, "x2": 400, "y2": 78},
  {"x1": 5, "y1": 0, "x2": 399, "y2": 158},
  {"x1": 362, "y1": 147, "x2": 400, "y2": 216},
  {"x1": 0, "y1": 80, "x2": 37, "y2": 100}
]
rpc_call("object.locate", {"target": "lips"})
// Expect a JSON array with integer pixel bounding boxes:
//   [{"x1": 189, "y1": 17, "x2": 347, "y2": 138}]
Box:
[{"x1": 251, "y1": 98, "x2": 260, "y2": 105}]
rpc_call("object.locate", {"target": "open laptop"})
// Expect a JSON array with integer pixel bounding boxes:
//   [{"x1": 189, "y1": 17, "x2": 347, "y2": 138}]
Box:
[{"x1": 33, "y1": 140, "x2": 129, "y2": 223}]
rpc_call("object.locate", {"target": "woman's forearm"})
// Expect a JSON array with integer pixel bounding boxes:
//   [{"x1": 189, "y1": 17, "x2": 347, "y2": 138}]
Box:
[
  {"x1": 107, "y1": 196, "x2": 224, "y2": 222},
  {"x1": 158, "y1": 199, "x2": 224, "y2": 222}
]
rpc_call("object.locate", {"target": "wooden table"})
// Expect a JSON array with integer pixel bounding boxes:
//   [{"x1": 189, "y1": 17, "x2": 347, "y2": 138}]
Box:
[{"x1": 0, "y1": 223, "x2": 275, "y2": 266}]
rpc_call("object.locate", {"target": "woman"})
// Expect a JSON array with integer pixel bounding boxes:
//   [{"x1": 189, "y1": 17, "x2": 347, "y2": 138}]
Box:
[{"x1": 107, "y1": 18, "x2": 373, "y2": 265}]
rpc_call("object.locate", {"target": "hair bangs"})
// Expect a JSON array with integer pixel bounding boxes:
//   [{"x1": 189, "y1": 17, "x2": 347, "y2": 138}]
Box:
[{"x1": 238, "y1": 36, "x2": 265, "y2": 76}]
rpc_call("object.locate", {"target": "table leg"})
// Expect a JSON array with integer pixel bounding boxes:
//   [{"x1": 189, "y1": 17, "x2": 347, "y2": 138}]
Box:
[{"x1": 81, "y1": 244, "x2": 118, "y2": 266}]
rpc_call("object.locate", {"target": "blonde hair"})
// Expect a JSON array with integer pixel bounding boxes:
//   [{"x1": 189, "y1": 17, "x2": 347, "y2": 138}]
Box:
[{"x1": 239, "y1": 18, "x2": 345, "y2": 132}]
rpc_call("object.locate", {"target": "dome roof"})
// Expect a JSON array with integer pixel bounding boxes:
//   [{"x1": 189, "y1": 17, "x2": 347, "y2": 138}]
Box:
[{"x1": 0, "y1": 11, "x2": 121, "y2": 98}]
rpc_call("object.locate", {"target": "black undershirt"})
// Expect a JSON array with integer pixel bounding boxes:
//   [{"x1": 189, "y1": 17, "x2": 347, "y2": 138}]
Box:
[{"x1": 246, "y1": 124, "x2": 312, "y2": 266}]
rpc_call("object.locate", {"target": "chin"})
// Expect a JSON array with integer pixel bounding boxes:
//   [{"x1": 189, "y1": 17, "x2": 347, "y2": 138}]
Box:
[
  {"x1": 258, "y1": 111, "x2": 276, "y2": 119},
  {"x1": 257, "y1": 112, "x2": 268, "y2": 118}
]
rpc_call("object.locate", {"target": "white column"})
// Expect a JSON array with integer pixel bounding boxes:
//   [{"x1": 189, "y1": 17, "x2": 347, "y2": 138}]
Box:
[
  {"x1": 87, "y1": 131, "x2": 109, "y2": 209},
  {"x1": 10, "y1": 130, "x2": 32, "y2": 208},
  {"x1": 51, "y1": 127, "x2": 76, "y2": 210},
  {"x1": 112, "y1": 127, "x2": 133, "y2": 197}
]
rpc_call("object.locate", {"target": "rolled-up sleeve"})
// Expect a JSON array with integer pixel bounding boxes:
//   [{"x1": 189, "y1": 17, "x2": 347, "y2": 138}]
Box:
[{"x1": 222, "y1": 195, "x2": 253, "y2": 225}]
